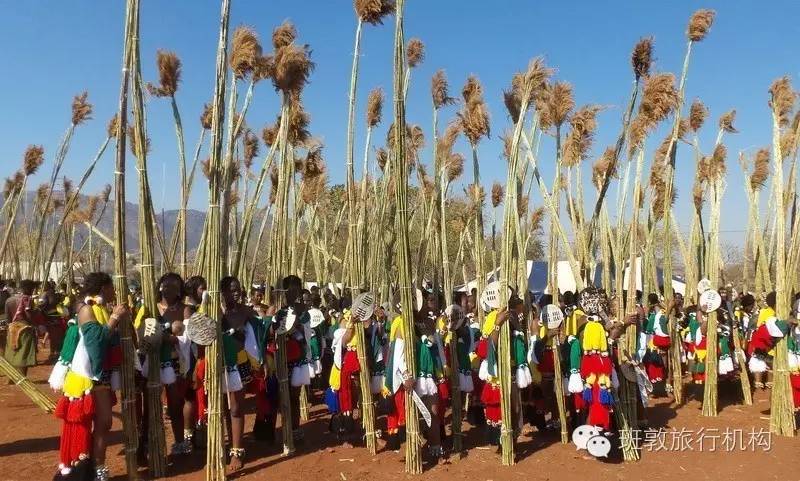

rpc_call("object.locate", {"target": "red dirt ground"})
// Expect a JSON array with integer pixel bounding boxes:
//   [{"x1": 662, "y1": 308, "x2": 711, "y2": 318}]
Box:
[{"x1": 0, "y1": 353, "x2": 795, "y2": 481}]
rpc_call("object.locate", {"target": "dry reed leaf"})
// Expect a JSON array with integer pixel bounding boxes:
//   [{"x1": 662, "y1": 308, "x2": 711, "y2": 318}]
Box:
[
  {"x1": 72, "y1": 91, "x2": 93, "y2": 126},
  {"x1": 687, "y1": 9, "x2": 715, "y2": 42},
  {"x1": 23, "y1": 145, "x2": 44, "y2": 176},
  {"x1": 366, "y1": 87, "x2": 384, "y2": 128},
  {"x1": 718, "y1": 109, "x2": 738, "y2": 133},
  {"x1": 127, "y1": 125, "x2": 151, "y2": 158},
  {"x1": 354, "y1": 0, "x2": 395, "y2": 24},
  {"x1": 406, "y1": 38, "x2": 425, "y2": 68},
  {"x1": 431, "y1": 70, "x2": 456, "y2": 109}
]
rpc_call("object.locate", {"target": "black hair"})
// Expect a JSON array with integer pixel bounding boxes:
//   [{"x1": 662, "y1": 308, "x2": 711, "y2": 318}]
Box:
[
  {"x1": 311, "y1": 294, "x2": 322, "y2": 308},
  {"x1": 741, "y1": 294, "x2": 755, "y2": 308},
  {"x1": 766, "y1": 291, "x2": 777, "y2": 309},
  {"x1": 509, "y1": 296, "x2": 524, "y2": 310},
  {"x1": 184, "y1": 275, "x2": 207, "y2": 303},
  {"x1": 563, "y1": 291, "x2": 575, "y2": 305},
  {"x1": 647, "y1": 293, "x2": 660, "y2": 306},
  {"x1": 301, "y1": 289, "x2": 311, "y2": 296},
  {"x1": 220, "y1": 276, "x2": 241, "y2": 293},
  {"x1": 157, "y1": 272, "x2": 184, "y2": 301},
  {"x1": 82, "y1": 272, "x2": 113, "y2": 297},
  {"x1": 19, "y1": 279, "x2": 36, "y2": 296},
  {"x1": 282, "y1": 275, "x2": 302, "y2": 290}
]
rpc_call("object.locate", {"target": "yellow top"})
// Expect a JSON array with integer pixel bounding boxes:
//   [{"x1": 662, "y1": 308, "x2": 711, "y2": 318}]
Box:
[
  {"x1": 481, "y1": 310, "x2": 498, "y2": 337},
  {"x1": 757, "y1": 307, "x2": 776, "y2": 327},
  {"x1": 565, "y1": 307, "x2": 584, "y2": 338}
]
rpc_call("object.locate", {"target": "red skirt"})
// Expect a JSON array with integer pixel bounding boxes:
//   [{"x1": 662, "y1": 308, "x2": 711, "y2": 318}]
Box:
[
  {"x1": 652, "y1": 334, "x2": 671, "y2": 350},
  {"x1": 538, "y1": 349, "x2": 555, "y2": 375}
]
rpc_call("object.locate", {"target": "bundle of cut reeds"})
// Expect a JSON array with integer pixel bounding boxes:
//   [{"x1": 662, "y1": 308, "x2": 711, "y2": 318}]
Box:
[
  {"x1": 0, "y1": 356, "x2": 56, "y2": 412},
  {"x1": 768, "y1": 76, "x2": 797, "y2": 437},
  {"x1": 110, "y1": 4, "x2": 139, "y2": 478},
  {"x1": 203, "y1": 1, "x2": 232, "y2": 479},
  {"x1": 129, "y1": 0, "x2": 167, "y2": 474}
]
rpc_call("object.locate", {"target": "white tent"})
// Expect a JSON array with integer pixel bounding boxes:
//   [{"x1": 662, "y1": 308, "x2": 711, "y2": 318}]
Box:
[{"x1": 457, "y1": 258, "x2": 685, "y2": 296}]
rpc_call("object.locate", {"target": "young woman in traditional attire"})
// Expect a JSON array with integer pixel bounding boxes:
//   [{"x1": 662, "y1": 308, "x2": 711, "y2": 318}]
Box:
[{"x1": 49, "y1": 272, "x2": 129, "y2": 481}]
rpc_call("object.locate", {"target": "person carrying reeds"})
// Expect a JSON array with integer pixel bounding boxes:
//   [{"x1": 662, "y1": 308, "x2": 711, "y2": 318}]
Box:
[
  {"x1": 133, "y1": 273, "x2": 195, "y2": 457},
  {"x1": 218, "y1": 275, "x2": 269, "y2": 473},
  {"x1": 748, "y1": 291, "x2": 783, "y2": 390},
  {"x1": 274, "y1": 275, "x2": 316, "y2": 445},
  {"x1": 182, "y1": 275, "x2": 209, "y2": 449},
  {"x1": 526, "y1": 294, "x2": 562, "y2": 432},
  {"x1": 327, "y1": 308, "x2": 362, "y2": 446},
  {"x1": 5, "y1": 280, "x2": 40, "y2": 377},
  {"x1": 641, "y1": 293, "x2": 670, "y2": 386},
  {"x1": 564, "y1": 287, "x2": 617, "y2": 432},
  {"x1": 476, "y1": 296, "x2": 532, "y2": 447},
  {"x1": 48, "y1": 272, "x2": 130, "y2": 481}
]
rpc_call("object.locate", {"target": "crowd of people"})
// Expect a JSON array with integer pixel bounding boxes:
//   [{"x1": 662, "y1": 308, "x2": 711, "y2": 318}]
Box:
[{"x1": 1, "y1": 273, "x2": 799, "y2": 481}]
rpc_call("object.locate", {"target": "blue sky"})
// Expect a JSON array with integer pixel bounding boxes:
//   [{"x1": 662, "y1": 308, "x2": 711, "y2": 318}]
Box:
[{"x1": 1, "y1": 1, "x2": 798, "y2": 247}]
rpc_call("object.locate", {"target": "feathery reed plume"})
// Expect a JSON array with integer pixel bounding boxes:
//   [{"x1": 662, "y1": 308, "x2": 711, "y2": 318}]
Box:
[
  {"x1": 431, "y1": 69, "x2": 456, "y2": 109},
  {"x1": 273, "y1": 43, "x2": 315, "y2": 95},
  {"x1": 261, "y1": 121, "x2": 279, "y2": 147},
  {"x1": 253, "y1": 54, "x2": 275, "y2": 82},
  {"x1": 406, "y1": 38, "x2": 424, "y2": 68},
  {"x1": 107, "y1": 114, "x2": 120, "y2": 138},
  {"x1": 592, "y1": 146, "x2": 618, "y2": 188},
  {"x1": 23, "y1": 145, "x2": 45, "y2": 176},
  {"x1": 689, "y1": 98, "x2": 707, "y2": 132},
  {"x1": 719, "y1": 109, "x2": 738, "y2": 133},
  {"x1": 302, "y1": 144, "x2": 325, "y2": 180},
  {"x1": 501, "y1": 131, "x2": 513, "y2": 160},
  {"x1": 631, "y1": 37, "x2": 654, "y2": 80},
  {"x1": 3, "y1": 178, "x2": 16, "y2": 200},
  {"x1": 376, "y1": 147, "x2": 388, "y2": 171},
  {"x1": 459, "y1": 76, "x2": 490, "y2": 145},
  {"x1": 71, "y1": 91, "x2": 93, "y2": 125},
  {"x1": 301, "y1": 171, "x2": 327, "y2": 205},
  {"x1": 709, "y1": 143, "x2": 727, "y2": 180},
  {"x1": 201, "y1": 102, "x2": 214, "y2": 130},
  {"x1": 366, "y1": 87, "x2": 384, "y2": 127},
  {"x1": 537, "y1": 81, "x2": 574, "y2": 131},
  {"x1": 272, "y1": 21, "x2": 297, "y2": 49},
  {"x1": 354, "y1": 0, "x2": 395, "y2": 24},
  {"x1": 688, "y1": 9, "x2": 715, "y2": 42},
  {"x1": 692, "y1": 181, "x2": 704, "y2": 209},
  {"x1": 769, "y1": 76, "x2": 796, "y2": 127},
  {"x1": 243, "y1": 128, "x2": 259, "y2": 170},
  {"x1": 287, "y1": 100, "x2": 312, "y2": 146},
  {"x1": 491, "y1": 182, "x2": 504, "y2": 208},
  {"x1": 505, "y1": 58, "x2": 553, "y2": 121},
  {"x1": 147, "y1": 50, "x2": 181, "y2": 97},
  {"x1": 466, "y1": 183, "x2": 485, "y2": 208},
  {"x1": 445, "y1": 152, "x2": 465, "y2": 182},
  {"x1": 562, "y1": 105, "x2": 602, "y2": 167},
  {"x1": 750, "y1": 148, "x2": 770, "y2": 191},
  {"x1": 62, "y1": 177, "x2": 74, "y2": 203},
  {"x1": 101, "y1": 183, "x2": 112, "y2": 202},
  {"x1": 516, "y1": 194, "x2": 529, "y2": 217},
  {"x1": 530, "y1": 206, "x2": 546, "y2": 232},
  {"x1": 200, "y1": 158, "x2": 211, "y2": 180},
  {"x1": 438, "y1": 119, "x2": 461, "y2": 155},
  {"x1": 780, "y1": 130, "x2": 797, "y2": 159},
  {"x1": 127, "y1": 125, "x2": 151, "y2": 157},
  {"x1": 268, "y1": 164, "x2": 279, "y2": 204},
  {"x1": 628, "y1": 73, "x2": 679, "y2": 151},
  {"x1": 35, "y1": 184, "x2": 49, "y2": 205},
  {"x1": 230, "y1": 26, "x2": 263, "y2": 79}
]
